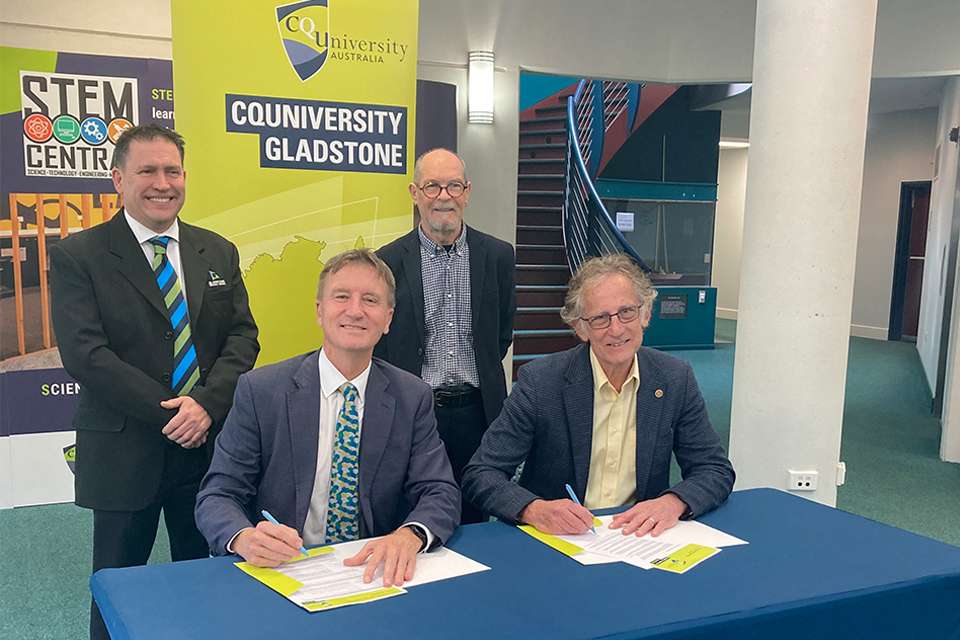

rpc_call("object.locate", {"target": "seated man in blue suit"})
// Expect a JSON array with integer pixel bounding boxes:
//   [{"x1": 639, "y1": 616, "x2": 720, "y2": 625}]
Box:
[
  {"x1": 196, "y1": 249, "x2": 460, "y2": 586},
  {"x1": 463, "y1": 254, "x2": 734, "y2": 536}
]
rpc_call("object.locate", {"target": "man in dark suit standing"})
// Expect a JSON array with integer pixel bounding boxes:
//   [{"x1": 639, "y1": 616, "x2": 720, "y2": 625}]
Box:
[
  {"x1": 49, "y1": 124, "x2": 259, "y2": 640},
  {"x1": 375, "y1": 148, "x2": 515, "y2": 524},
  {"x1": 463, "y1": 254, "x2": 734, "y2": 536},
  {"x1": 196, "y1": 249, "x2": 460, "y2": 586}
]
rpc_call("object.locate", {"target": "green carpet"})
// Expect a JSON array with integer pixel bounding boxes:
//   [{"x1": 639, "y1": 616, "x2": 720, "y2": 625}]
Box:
[{"x1": 2, "y1": 318, "x2": 959, "y2": 639}]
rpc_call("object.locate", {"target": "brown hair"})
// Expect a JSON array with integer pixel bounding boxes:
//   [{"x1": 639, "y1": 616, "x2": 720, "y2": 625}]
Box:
[{"x1": 316, "y1": 248, "x2": 396, "y2": 307}]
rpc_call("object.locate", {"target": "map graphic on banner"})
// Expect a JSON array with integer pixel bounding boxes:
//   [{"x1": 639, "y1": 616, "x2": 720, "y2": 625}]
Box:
[{"x1": 172, "y1": 0, "x2": 419, "y2": 365}]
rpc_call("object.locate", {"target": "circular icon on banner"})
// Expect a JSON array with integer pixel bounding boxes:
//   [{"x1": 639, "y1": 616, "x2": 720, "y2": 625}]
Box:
[
  {"x1": 52, "y1": 114, "x2": 81, "y2": 144},
  {"x1": 107, "y1": 117, "x2": 133, "y2": 144},
  {"x1": 23, "y1": 113, "x2": 53, "y2": 143},
  {"x1": 80, "y1": 116, "x2": 108, "y2": 145}
]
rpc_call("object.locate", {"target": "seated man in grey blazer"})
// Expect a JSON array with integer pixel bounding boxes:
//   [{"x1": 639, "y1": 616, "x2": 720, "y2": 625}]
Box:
[
  {"x1": 196, "y1": 249, "x2": 460, "y2": 587},
  {"x1": 463, "y1": 254, "x2": 734, "y2": 536}
]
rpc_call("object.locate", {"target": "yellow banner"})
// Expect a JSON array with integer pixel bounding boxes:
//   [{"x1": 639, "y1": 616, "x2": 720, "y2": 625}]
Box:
[{"x1": 171, "y1": 0, "x2": 419, "y2": 365}]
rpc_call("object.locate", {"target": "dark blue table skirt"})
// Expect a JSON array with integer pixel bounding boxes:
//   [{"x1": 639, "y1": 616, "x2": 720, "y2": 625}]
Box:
[{"x1": 92, "y1": 488, "x2": 960, "y2": 639}]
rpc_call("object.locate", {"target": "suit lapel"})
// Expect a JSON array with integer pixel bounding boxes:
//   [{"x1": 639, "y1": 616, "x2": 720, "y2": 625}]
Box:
[
  {"x1": 287, "y1": 352, "x2": 323, "y2": 531},
  {"x1": 563, "y1": 344, "x2": 595, "y2": 497},
  {"x1": 466, "y1": 225, "x2": 487, "y2": 336},
  {"x1": 634, "y1": 349, "x2": 666, "y2": 500},
  {"x1": 358, "y1": 361, "x2": 395, "y2": 536},
  {"x1": 178, "y1": 223, "x2": 208, "y2": 328},
  {"x1": 107, "y1": 213, "x2": 168, "y2": 319},
  {"x1": 400, "y1": 231, "x2": 425, "y2": 342}
]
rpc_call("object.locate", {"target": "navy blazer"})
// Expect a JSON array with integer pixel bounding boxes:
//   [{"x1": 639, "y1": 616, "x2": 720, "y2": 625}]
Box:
[
  {"x1": 462, "y1": 344, "x2": 735, "y2": 521},
  {"x1": 195, "y1": 351, "x2": 461, "y2": 555}
]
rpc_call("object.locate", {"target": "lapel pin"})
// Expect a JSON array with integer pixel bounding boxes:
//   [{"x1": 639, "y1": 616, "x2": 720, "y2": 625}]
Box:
[{"x1": 655, "y1": 389, "x2": 664, "y2": 398}]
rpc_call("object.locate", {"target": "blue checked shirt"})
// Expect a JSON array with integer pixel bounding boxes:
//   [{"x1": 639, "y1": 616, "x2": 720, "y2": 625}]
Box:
[{"x1": 418, "y1": 226, "x2": 480, "y2": 389}]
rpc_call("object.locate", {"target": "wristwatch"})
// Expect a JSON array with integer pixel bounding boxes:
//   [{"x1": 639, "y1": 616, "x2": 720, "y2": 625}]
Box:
[{"x1": 404, "y1": 525, "x2": 429, "y2": 552}]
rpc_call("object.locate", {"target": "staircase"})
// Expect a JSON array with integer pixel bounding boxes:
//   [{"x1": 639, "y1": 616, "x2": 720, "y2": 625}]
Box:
[{"x1": 512, "y1": 88, "x2": 579, "y2": 378}]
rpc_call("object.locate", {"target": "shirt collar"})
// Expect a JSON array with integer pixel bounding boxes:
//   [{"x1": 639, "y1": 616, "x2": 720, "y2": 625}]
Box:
[
  {"x1": 417, "y1": 224, "x2": 467, "y2": 255},
  {"x1": 124, "y1": 208, "x2": 180, "y2": 245},
  {"x1": 589, "y1": 346, "x2": 639, "y2": 395},
  {"x1": 318, "y1": 348, "x2": 371, "y2": 406}
]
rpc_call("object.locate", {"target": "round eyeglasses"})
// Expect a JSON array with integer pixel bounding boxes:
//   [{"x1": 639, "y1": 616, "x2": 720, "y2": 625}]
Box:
[
  {"x1": 418, "y1": 181, "x2": 468, "y2": 199},
  {"x1": 580, "y1": 304, "x2": 642, "y2": 330}
]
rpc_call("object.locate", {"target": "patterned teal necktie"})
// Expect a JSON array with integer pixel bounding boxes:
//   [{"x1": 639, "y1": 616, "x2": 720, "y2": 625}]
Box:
[
  {"x1": 324, "y1": 382, "x2": 361, "y2": 544},
  {"x1": 149, "y1": 236, "x2": 199, "y2": 395}
]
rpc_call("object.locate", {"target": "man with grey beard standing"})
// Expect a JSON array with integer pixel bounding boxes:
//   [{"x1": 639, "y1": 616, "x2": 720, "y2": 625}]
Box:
[{"x1": 375, "y1": 148, "x2": 515, "y2": 524}]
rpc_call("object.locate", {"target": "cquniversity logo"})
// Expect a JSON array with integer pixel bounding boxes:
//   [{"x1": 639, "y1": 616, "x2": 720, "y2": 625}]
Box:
[{"x1": 277, "y1": 0, "x2": 330, "y2": 82}]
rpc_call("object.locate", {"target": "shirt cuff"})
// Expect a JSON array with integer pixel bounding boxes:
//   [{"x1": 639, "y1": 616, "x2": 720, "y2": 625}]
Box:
[
  {"x1": 403, "y1": 521, "x2": 434, "y2": 552},
  {"x1": 225, "y1": 528, "x2": 248, "y2": 554}
]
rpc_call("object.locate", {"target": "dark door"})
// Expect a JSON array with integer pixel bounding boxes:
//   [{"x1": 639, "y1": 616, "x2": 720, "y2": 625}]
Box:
[{"x1": 889, "y1": 181, "x2": 932, "y2": 342}]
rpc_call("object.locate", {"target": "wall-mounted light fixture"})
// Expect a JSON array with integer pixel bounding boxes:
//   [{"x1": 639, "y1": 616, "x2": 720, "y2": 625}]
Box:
[{"x1": 468, "y1": 51, "x2": 495, "y2": 124}]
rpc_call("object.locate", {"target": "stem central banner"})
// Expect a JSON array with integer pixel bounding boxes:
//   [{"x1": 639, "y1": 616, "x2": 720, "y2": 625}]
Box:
[{"x1": 171, "y1": 0, "x2": 418, "y2": 365}]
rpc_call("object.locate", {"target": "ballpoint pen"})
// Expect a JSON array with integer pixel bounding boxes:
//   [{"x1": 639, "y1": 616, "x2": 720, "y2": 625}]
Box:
[
  {"x1": 564, "y1": 483, "x2": 597, "y2": 535},
  {"x1": 261, "y1": 509, "x2": 309, "y2": 556}
]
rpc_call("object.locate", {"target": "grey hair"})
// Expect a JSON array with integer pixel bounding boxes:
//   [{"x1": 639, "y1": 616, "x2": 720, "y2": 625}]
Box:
[
  {"x1": 560, "y1": 253, "x2": 657, "y2": 326},
  {"x1": 316, "y1": 248, "x2": 396, "y2": 307},
  {"x1": 412, "y1": 148, "x2": 468, "y2": 184}
]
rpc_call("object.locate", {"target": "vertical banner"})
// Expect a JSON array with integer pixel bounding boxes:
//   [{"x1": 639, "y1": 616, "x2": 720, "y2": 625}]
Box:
[
  {"x1": 171, "y1": 0, "x2": 419, "y2": 365},
  {"x1": 0, "y1": 47, "x2": 173, "y2": 506}
]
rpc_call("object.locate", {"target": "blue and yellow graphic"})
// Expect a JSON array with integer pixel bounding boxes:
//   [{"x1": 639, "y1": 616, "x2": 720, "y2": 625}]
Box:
[{"x1": 277, "y1": 0, "x2": 330, "y2": 82}]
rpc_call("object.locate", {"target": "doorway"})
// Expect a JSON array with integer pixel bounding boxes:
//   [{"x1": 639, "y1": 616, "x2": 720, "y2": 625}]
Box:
[{"x1": 889, "y1": 181, "x2": 932, "y2": 342}]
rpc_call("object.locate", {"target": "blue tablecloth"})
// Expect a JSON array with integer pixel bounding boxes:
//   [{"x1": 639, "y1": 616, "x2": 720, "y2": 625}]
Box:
[{"x1": 92, "y1": 488, "x2": 960, "y2": 639}]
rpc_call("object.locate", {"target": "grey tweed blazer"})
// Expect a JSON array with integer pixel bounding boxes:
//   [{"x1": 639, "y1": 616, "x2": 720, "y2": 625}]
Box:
[{"x1": 461, "y1": 343, "x2": 734, "y2": 522}]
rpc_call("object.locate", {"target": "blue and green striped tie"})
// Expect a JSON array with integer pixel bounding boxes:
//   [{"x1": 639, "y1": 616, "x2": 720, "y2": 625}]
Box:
[{"x1": 149, "y1": 236, "x2": 199, "y2": 395}]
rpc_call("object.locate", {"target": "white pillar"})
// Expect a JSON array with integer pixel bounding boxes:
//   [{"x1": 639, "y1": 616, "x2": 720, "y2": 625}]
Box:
[{"x1": 728, "y1": 0, "x2": 878, "y2": 505}]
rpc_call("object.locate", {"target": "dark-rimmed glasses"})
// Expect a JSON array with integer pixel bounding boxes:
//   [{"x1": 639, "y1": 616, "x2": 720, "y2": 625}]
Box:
[
  {"x1": 418, "y1": 181, "x2": 468, "y2": 199},
  {"x1": 580, "y1": 304, "x2": 642, "y2": 330}
]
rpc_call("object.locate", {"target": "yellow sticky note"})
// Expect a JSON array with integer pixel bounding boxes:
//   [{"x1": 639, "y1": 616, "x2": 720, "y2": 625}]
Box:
[
  {"x1": 518, "y1": 525, "x2": 585, "y2": 557},
  {"x1": 650, "y1": 544, "x2": 720, "y2": 574}
]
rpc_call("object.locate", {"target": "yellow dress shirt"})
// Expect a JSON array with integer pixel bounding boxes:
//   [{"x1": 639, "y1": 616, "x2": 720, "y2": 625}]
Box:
[{"x1": 584, "y1": 348, "x2": 639, "y2": 510}]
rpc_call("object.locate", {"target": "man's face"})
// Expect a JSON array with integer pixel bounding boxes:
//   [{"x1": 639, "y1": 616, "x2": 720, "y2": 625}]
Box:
[
  {"x1": 316, "y1": 263, "x2": 395, "y2": 359},
  {"x1": 112, "y1": 138, "x2": 186, "y2": 233},
  {"x1": 409, "y1": 150, "x2": 470, "y2": 240},
  {"x1": 573, "y1": 274, "x2": 651, "y2": 374}
]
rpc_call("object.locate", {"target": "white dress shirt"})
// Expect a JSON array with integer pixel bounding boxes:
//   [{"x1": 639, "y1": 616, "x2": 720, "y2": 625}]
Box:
[
  {"x1": 123, "y1": 210, "x2": 188, "y2": 303},
  {"x1": 302, "y1": 349, "x2": 433, "y2": 548}
]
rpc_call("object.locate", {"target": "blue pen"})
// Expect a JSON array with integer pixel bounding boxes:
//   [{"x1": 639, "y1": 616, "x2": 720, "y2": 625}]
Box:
[
  {"x1": 261, "y1": 509, "x2": 309, "y2": 557},
  {"x1": 564, "y1": 483, "x2": 597, "y2": 535}
]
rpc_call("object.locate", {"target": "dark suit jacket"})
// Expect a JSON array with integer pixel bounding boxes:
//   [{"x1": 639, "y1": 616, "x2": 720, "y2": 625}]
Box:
[
  {"x1": 195, "y1": 351, "x2": 461, "y2": 555},
  {"x1": 374, "y1": 225, "x2": 515, "y2": 424},
  {"x1": 49, "y1": 212, "x2": 259, "y2": 511},
  {"x1": 462, "y1": 344, "x2": 735, "y2": 521}
]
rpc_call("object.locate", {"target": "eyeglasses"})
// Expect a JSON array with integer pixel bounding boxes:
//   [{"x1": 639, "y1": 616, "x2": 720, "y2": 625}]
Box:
[
  {"x1": 580, "y1": 304, "x2": 642, "y2": 330},
  {"x1": 418, "y1": 181, "x2": 468, "y2": 199}
]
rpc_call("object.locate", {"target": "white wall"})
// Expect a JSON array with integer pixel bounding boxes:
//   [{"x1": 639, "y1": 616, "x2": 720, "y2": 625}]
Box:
[
  {"x1": 924, "y1": 78, "x2": 960, "y2": 461},
  {"x1": 713, "y1": 147, "x2": 748, "y2": 317},
  {"x1": 712, "y1": 108, "x2": 937, "y2": 336},
  {"x1": 851, "y1": 108, "x2": 938, "y2": 338},
  {"x1": 917, "y1": 80, "x2": 960, "y2": 392}
]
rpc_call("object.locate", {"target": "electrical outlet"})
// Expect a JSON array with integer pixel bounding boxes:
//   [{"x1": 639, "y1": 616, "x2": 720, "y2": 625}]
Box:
[{"x1": 788, "y1": 469, "x2": 818, "y2": 491}]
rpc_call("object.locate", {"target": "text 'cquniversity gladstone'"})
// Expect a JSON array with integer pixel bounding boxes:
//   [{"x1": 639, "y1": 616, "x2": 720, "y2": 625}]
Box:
[{"x1": 225, "y1": 94, "x2": 406, "y2": 174}]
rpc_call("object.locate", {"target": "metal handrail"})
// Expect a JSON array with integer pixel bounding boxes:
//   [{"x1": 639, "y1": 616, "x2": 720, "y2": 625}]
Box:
[{"x1": 562, "y1": 80, "x2": 651, "y2": 274}]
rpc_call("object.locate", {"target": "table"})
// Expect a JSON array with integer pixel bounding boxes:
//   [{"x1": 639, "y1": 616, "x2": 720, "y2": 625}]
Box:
[{"x1": 92, "y1": 488, "x2": 960, "y2": 639}]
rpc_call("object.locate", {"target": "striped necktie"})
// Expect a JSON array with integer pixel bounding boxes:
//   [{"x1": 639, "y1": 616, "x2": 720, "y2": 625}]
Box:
[
  {"x1": 324, "y1": 382, "x2": 361, "y2": 544},
  {"x1": 149, "y1": 236, "x2": 199, "y2": 395}
]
